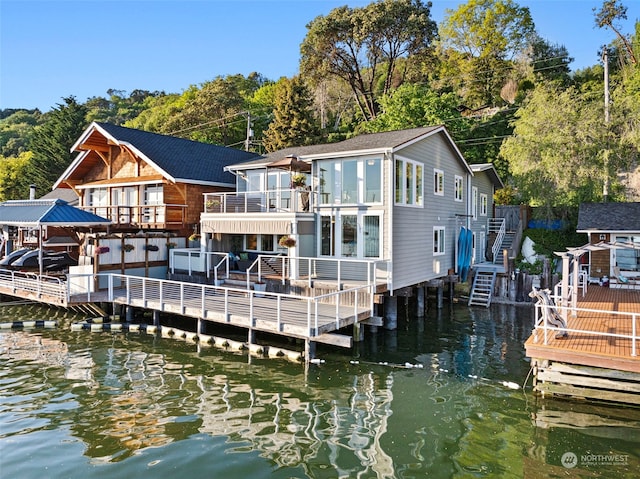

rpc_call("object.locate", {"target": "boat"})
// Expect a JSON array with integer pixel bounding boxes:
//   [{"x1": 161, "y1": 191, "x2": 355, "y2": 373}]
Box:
[
  {"x1": 10, "y1": 249, "x2": 78, "y2": 271},
  {"x1": 0, "y1": 247, "x2": 33, "y2": 267}
]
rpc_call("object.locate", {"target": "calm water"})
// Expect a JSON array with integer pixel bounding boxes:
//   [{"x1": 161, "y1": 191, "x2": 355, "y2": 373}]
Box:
[{"x1": 1, "y1": 301, "x2": 639, "y2": 478}]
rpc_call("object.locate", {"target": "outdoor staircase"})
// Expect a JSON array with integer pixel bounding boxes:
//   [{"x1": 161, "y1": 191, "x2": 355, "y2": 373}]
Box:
[
  {"x1": 493, "y1": 231, "x2": 516, "y2": 264},
  {"x1": 468, "y1": 268, "x2": 497, "y2": 307}
]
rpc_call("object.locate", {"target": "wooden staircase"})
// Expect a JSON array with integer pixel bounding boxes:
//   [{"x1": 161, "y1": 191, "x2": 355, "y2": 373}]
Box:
[{"x1": 468, "y1": 268, "x2": 497, "y2": 307}]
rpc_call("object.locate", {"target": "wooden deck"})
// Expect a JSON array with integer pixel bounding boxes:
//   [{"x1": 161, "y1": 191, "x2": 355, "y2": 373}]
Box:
[
  {"x1": 525, "y1": 286, "x2": 640, "y2": 373},
  {"x1": 526, "y1": 285, "x2": 640, "y2": 404}
]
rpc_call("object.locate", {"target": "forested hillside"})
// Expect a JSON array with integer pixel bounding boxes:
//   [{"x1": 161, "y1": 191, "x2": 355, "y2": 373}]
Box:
[{"x1": 1, "y1": 0, "x2": 638, "y2": 220}]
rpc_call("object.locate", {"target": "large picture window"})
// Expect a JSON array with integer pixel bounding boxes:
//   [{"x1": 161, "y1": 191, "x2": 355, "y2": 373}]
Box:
[
  {"x1": 319, "y1": 157, "x2": 381, "y2": 205},
  {"x1": 320, "y1": 212, "x2": 381, "y2": 259},
  {"x1": 395, "y1": 157, "x2": 423, "y2": 206}
]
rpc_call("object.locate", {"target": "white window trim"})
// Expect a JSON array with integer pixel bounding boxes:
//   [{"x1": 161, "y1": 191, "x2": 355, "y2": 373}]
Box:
[
  {"x1": 454, "y1": 175, "x2": 463, "y2": 202},
  {"x1": 433, "y1": 226, "x2": 446, "y2": 256},
  {"x1": 480, "y1": 193, "x2": 488, "y2": 216},
  {"x1": 434, "y1": 168, "x2": 444, "y2": 196},
  {"x1": 395, "y1": 155, "x2": 424, "y2": 207},
  {"x1": 472, "y1": 186, "x2": 478, "y2": 220}
]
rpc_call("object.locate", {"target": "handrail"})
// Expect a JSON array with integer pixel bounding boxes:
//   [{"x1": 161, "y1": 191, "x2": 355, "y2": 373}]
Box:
[
  {"x1": 79, "y1": 204, "x2": 188, "y2": 225},
  {"x1": 489, "y1": 218, "x2": 506, "y2": 264},
  {"x1": 532, "y1": 301, "x2": 638, "y2": 357},
  {"x1": 204, "y1": 189, "x2": 315, "y2": 214},
  {"x1": 0, "y1": 268, "x2": 66, "y2": 303}
]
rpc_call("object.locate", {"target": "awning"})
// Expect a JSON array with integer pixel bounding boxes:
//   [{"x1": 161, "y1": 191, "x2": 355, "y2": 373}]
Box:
[
  {"x1": 266, "y1": 155, "x2": 311, "y2": 173},
  {"x1": 201, "y1": 219, "x2": 291, "y2": 235}
]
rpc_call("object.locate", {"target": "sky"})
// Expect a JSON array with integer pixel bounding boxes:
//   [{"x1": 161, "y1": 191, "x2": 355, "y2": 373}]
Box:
[{"x1": 1, "y1": 0, "x2": 637, "y2": 112}]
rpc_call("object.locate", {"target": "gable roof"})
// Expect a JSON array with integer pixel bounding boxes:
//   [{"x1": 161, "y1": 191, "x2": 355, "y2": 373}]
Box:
[
  {"x1": 577, "y1": 202, "x2": 640, "y2": 233},
  {"x1": 55, "y1": 122, "x2": 260, "y2": 189},
  {"x1": 0, "y1": 199, "x2": 111, "y2": 227},
  {"x1": 470, "y1": 163, "x2": 504, "y2": 189},
  {"x1": 228, "y1": 126, "x2": 473, "y2": 174}
]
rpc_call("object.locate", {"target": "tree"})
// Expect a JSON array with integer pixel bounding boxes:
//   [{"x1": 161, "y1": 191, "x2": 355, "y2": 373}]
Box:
[
  {"x1": 262, "y1": 77, "x2": 320, "y2": 152},
  {"x1": 300, "y1": 0, "x2": 437, "y2": 122},
  {"x1": 499, "y1": 83, "x2": 631, "y2": 214},
  {"x1": 161, "y1": 73, "x2": 265, "y2": 146},
  {"x1": 0, "y1": 151, "x2": 33, "y2": 201},
  {"x1": 358, "y1": 83, "x2": 467, "y2": 134},
  {"x1": 27, "y1": 96, "x2": 88, "y2": 195},
  {"x1": 437, "y1": 0, "x2": 535, "y2": 108},
  {"x1": 86, "y1": 89, "x2": 166, "y2": 125},
  {"x1": 0, "y1": 109, "x2": 42, "y2": 157},
  {"x1": 594, "y1": 0, "x2": 637, "y2": 65}
]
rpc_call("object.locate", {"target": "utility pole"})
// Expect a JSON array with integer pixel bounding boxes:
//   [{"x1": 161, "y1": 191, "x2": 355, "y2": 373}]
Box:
[
  {"x1": 602, "y1": 46, "x2": 610, "y2": 202},
  {"x1": 244, "y1": 111, "x2": 253, "y2": 151}
]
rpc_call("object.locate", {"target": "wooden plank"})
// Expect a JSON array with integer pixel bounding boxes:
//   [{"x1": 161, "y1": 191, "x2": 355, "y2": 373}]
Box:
[
  {"x1": 537, "y1": 369, "x2": 640, "y2": 393},
  {"x1": 312, "y1": 333, "x2": 353, "y2": 348},
  {"x1": 536, "y1": 382, "x2": 640, "y2": 405},
  {"x1": 546, "y1": 362, "x2": 640, "y2": 382}
]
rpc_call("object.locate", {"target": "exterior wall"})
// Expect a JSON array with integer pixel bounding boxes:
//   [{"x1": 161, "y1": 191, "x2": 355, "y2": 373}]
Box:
[
  {"x1": 391, "y1": 134, "x2": 469, "y2": 290},
  {"x1": 469, "y1": 171, "x2": 495, "y2": 263}
]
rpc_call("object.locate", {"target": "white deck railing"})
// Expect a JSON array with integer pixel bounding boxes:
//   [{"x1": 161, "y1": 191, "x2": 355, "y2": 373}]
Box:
[
  {"x1": 245, "y1": 254, "x2": 391, "y2": 290},
  {"x1": 170, "y1": 249, "x2": 229, "y2": 281},
  {"x1": 67, "y1": 273, "x2": 373, "y2": 336},
  {"x1": 532, "y1": 299, "x2": 638, "y2": 357},
  {"x1": 488, "y1": 218, "x2": 506, "y2": 264},
  {"x1": 203, "y1": 189, "x2": 314, "y2": 214},
  {"x1": 0, "y1": 269, "x2": 66, "y2": 303}
]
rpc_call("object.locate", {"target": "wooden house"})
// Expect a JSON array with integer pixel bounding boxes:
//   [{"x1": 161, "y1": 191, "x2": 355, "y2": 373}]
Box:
[
  {"x1": 200, "y1": 126, "x2": 503, "y2": 293},
  {"x1": 577, "y1": 202, "x2": 640, "y2": 285},
  {"x1": 52, "y1": 122, "x2": 259, "y2": 279}
]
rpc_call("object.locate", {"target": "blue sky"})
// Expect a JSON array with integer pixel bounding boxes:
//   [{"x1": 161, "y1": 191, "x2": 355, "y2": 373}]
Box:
[{"x1": 1, "y1": 0, "x2": 637, "y2": 112}]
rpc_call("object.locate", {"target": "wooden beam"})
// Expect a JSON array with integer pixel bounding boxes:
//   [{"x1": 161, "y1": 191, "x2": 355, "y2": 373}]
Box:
[{"x1": 312, "y1": 333, "x2": 353, "y2": 348}]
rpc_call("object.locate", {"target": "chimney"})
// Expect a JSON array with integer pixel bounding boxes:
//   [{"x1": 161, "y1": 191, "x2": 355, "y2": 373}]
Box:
[{"x1": 29, "y1": 184, "x2": 36, "y2": 200}]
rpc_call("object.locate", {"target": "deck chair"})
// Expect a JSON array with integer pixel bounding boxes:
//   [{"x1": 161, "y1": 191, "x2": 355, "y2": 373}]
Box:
[
  {"x1": 613, "y1": 266, "x2": 638, "y2": 289},
  {"x1": 528, "y1": 287, "x2": 568, "y2": 339}
]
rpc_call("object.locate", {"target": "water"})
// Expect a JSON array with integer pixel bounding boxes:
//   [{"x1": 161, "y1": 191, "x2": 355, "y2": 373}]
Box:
[{"x1": 1, "y1": 301, "x2": 639, "y2": 478}]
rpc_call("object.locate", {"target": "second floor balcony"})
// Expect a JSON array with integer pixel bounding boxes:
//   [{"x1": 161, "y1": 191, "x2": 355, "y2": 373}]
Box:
[
  {"x1": 80, "y1": 204, "x2": 188, "y2": 228},
  {"x1": 204, "y1": 190, "x2": 314, "y2": 215}
]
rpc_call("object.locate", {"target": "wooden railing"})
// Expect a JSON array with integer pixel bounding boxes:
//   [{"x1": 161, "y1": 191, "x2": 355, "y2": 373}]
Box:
[{"x1": 80, "y1": 204, "x2": 188, "y2": 226}]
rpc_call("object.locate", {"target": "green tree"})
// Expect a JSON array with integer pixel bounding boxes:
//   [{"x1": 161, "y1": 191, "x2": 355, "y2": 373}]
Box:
[
  {"x1": 500, "y1": 83, "x2": 629, "y2": 214},
  {"x1": 0, "y1": 109, "x2": 42, "y2": 157},
  {"x1": 0, "y1": 151, "x2": 33, "y2": 201},
  {"x1": 300, "y1": 0, "x2": 437, "y2": 122},
  {"x1": 262, "y1": 77, "x2": 320, "y2": 152},
  {"x1": 437, "y1": 0, "x2": 535, "y2": 108},
  {"x1": 27, "y1": 96, "x2": 88, "y2": 195},
  {"x1": 594, "y1": 0, "x2": 637, "y2": 65},
  {"x1": 86, "y1": 89, "x2": 166, "y2": 125},
  {"x1": 358, "y1": 83, "x2": 467, "y2": 133},
  {"x1": 161, "y1": 73, "x2": 265, "y2": 146}
]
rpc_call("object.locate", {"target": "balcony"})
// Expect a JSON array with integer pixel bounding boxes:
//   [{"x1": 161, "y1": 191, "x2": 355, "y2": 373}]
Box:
[
  {"x1": 204, "y1": 190, "x2": 314, "y2": 215},
  {"x1": 80, "y1": 204, "x2": 187, "y2": 228}
]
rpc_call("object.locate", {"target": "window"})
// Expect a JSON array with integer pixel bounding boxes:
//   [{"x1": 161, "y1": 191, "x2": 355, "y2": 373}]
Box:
[
  {"x1": 395, "y1": 157, "x2": 423, "y2": 206},
  {"x1": 614, "y1": 235, "x2": 640, "y2": 273},
  {"x1": 480, "y1": 194, "x2": 488, "y2": 216},
  {"x1": 433, "y1": 227, "x2": 445, "y2": 255},
  {"x1": 320, "y1": 212, "x2": 382, "y2": 258},
  {"x1": 434, "y1": 169, "x2": 444, "y2": 196},
  {"x1": 143, "y1": 184, "x2": 164, "y2": 223},
  {"x1": 245, "y1": 234, "x2": 277, "y2": 252},
  {"x1": 319, "y1": 157, "x2": 382, "y2": 205},
  {"x1": 455, "y1": 175, "x2": 463, "y2": 202},
  {"x1": 472, "y1": 187, "x2": 478, "y2": 220}
]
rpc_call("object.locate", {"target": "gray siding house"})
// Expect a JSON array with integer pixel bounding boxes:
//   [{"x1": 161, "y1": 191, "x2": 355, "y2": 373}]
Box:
[
  {"x1": 469, "y1": 163, "x2": 504, "y2": 264},
  {"x1": 200, "y1": 126, "x2": 501, "y2": 292}
]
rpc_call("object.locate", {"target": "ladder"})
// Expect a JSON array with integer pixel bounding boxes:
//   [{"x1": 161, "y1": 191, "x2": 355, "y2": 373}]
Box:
[{"x1": 468, "y1": 269, "x2": 496, "y2": 307}]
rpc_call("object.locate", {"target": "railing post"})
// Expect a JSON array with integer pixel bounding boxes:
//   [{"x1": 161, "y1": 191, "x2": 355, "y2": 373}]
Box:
[
  {"x1": 108, "y1": 274, "x2": 113, "y2": 302},
  {"x1": 633, "y1": 313, "x2": 637, "y2": 357},
  {"x1": 201, "y1": 285, "x2": 206, "y2": 319},
  {"x1": 276, "y1": 295, "x2": 282, "y2": 332},
  {"x1": 159, "y1": 280, "x2": 164, "y2": 311},
  {"x1": 126, "y1": 276, "x2": 131, "y2": 304}
]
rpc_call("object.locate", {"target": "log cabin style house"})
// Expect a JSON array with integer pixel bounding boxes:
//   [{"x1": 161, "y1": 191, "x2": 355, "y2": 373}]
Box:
[{"x1": 52, "y1": 122, "x2": 259, "y2": 280}]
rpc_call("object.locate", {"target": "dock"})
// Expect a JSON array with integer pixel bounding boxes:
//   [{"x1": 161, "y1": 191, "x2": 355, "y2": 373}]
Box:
[{"x1": 526, "y1": 286, "x2": 640, "y2": 405}]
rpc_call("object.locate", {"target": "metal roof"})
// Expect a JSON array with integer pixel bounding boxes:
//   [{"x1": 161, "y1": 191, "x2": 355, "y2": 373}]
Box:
[{"x1": 0, "y1": 199, "x2": 111, "y2": 226}]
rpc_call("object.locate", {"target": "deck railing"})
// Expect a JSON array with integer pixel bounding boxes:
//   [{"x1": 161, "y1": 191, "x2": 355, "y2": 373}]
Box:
[
  {"x1": 488, "y1": 218, "x2": 506, "y2": 264},
  {"x1": 80, "y1": 204, "x2": 187, "y2": 226},
  {"x1": 67, "y1": 273, "x2": 372, "y2": 337},
  {"x1": 170, "y1": 249, "x2": 229, "y2": 281},
  {"x1": 0, "y1": 269, "x2": 66, "y2": 303},
  {"x1": 245, "y1": 254, "x2": 391, "y2": 290},
  {"x1": 203, "y1": 189, "x2": 314, "y2": 214},
  {"x1": 532, "y1": 299, "x2": 638, "y2": 357}
]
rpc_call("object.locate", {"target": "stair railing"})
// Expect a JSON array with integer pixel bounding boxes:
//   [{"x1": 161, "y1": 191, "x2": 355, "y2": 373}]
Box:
[{"x1": 489, "y1": 218, "x2": 506, "y2": 263}]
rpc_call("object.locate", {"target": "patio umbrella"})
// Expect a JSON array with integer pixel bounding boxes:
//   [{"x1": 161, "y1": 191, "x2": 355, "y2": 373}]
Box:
[{"x1": 266, "y1": 154, "x2": 311, "y2": 173}]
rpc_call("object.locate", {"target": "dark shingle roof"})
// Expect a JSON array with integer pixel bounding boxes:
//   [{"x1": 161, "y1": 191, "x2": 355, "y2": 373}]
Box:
[
  {"x1": 577, "y1": 202, "x2": 640, "y2": 232},
  {"x1": 96, "y1": 123, "x2": 260, "y2": 184},
  {"x1": 0, "y1": 199, "x2": 111, "y2": 226}
]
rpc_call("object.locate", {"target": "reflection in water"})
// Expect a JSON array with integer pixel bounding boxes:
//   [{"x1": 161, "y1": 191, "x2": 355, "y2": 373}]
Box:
[{"x1": 0, "y1": 302, "x2": 639, "y2": 478}]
